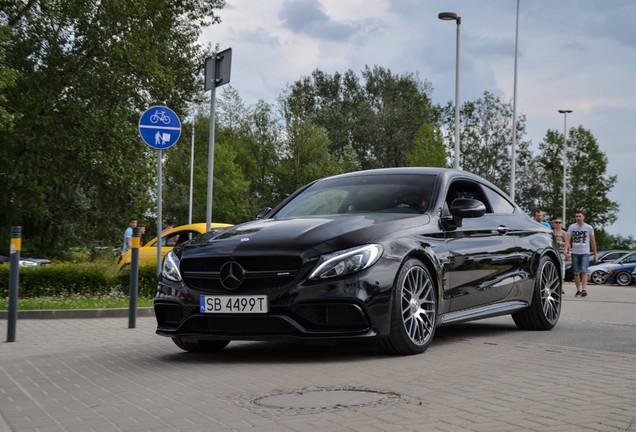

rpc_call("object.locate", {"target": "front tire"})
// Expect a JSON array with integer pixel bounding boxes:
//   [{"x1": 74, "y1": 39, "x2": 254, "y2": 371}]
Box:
[
  {"x1": 615, "y1": 271, "x2": 633, "y2": 286},
  {"x1": 512, "y1": 256, "x2": 561, "y2": 330},
  {"x1": 172, "y1": 337, "x2": 229, "y2": 353},
  {"x1": 381, "y1": 259, "x2": 437, "y2": 355}
]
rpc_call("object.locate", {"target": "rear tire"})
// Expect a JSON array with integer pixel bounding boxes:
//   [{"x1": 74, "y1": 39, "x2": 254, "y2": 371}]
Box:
[
  {"x1": 380, "y1": 259, "x2": 437, "y2": 355},
  {"x1": 512, "y1": 256, "x2": 561, "y2": 330},
  {"x1": 615, "y1": 271, "x2": 633, "y2": 286},
  {"x1": 172, "y1": 337, "x2": 229, "y2": 353}
]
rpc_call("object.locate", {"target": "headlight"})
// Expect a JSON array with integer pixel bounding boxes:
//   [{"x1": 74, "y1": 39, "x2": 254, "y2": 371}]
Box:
[
  {"x1": 309, "y1": 244, "x2": 383, "y2": 280},
  {"x1": 162, "y1": 251, "x2": 182, "y2": 282}
]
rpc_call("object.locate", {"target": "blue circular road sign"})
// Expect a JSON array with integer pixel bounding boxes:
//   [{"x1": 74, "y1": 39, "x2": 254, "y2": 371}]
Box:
[{"x1": 138, "y1": 106, "x2": 182, "y2": 150}]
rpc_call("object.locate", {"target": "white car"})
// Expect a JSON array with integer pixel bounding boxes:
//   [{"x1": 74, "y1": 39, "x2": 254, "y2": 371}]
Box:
[{"x1": 588, "y1": 252, "x2": 636, "y2": 284}]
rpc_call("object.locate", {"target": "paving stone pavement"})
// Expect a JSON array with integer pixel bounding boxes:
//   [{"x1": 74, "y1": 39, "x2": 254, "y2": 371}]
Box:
[{"x1": 1, "y1": 283, "x2": 635, "y2": 432}]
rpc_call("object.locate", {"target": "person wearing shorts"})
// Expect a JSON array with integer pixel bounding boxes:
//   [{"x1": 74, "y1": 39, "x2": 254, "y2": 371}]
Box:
[{"x1": 565, "y1": 211, "x2": 598, "y2": 297}]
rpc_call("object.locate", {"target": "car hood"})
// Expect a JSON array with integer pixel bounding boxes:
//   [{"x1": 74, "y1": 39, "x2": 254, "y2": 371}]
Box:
[{"x1": 180, "y1": 213, "x2": 431, "y2": 259}]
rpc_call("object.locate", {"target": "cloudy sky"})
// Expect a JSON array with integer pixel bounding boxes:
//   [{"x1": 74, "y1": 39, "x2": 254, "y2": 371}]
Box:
[{"x1": 200, "y1": 0, "x2": 635, "y2": 238}]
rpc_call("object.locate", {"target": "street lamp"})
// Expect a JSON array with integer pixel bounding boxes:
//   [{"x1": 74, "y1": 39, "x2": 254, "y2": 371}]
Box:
[
  {"x1": 558, "y1": 109, "x2": 572, "y2": 223},
  {"x1": 439, "y1": 11, "x2": 461, "y2": 169},
  {"x1": 189, "y1": 98, "x2": 202, "y2": 225},
  {"x1": 510, "y1": 0, "x2": 520, "y2": 201}
]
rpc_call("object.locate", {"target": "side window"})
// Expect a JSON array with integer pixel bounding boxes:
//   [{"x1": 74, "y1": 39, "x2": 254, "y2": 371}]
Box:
[
  {"x1": 602, "y1": 252, "x2": 620, "y2": 262},
  {"x1": 483, "y1": 186, "x2": 515, "y2": 214},
  {"x1": 163, "y1": 232, "x2": 180, "y2": 246},
  {"x1": 446, "y1": 180, "x2": 490, "y2": 212},
  {"x1": 624, "y1": 255, "x2": 636, "y2": 264},
  {"x1": 175, "y1": 230, "x2": 198, "y2": 245}
]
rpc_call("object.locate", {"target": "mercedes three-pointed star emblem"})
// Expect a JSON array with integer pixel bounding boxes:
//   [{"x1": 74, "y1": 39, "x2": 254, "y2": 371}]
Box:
[{"x1": 219, "y1": 261, "x2": 245, "y2": 291}]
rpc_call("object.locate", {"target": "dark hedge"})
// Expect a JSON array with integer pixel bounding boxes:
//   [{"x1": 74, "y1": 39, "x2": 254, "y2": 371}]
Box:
[{"x1": 0, "y1": 263, "x2": 157, "y2": 298}]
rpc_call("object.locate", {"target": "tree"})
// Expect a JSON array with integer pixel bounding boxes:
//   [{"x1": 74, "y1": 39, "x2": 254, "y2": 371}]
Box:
[
  {"x1": 280, "y1": 66, "x2": 437, "y2": 171},
  {"x1": 406, "y1": 122, "x2": 448, "y2": 167},
  {"x1": 0, "y1": 25, "x2": 19, "y2": 133},
  {"x1": 565, "y1": 126, "x2": 618, "y2": 228},
  {"x1": 532, "y1": 129, "x2": 565, "y2": 218},
  {"x1": 276, "y1": 92, "x2": 359, "y2": 200},
  {"x1": 535, "y1": 126, "x2": 618, "y2": 228},
  {"x1": 442, "y1": 91, "x2": 532, "y2": 195},
  {"x1": 0, "y1": 0, "x2": 224, "y2": 253}
]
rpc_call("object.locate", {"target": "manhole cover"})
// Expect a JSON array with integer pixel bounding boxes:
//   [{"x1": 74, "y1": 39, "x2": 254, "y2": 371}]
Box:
[{"x1": 253, "y1": 388, "x2": 396, "y2": 409}]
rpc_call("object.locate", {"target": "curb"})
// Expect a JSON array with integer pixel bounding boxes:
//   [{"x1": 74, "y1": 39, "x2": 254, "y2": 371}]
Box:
[{"x1": 0, "y1": 307, "x2": 154, "y2": 320}]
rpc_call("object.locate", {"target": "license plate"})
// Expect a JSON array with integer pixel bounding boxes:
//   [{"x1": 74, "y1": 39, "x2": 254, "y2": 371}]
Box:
[{"x1": 200, "y1": 295, "x2": 268, "y2": 314}]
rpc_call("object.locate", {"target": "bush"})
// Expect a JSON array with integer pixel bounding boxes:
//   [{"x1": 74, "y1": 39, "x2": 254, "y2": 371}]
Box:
[
  {"x1": 0, "y1": 262, "x2": 157, "y2": 299},
  {"x1": 116, "y1": 263, "x2": 158, "y2": 298}
]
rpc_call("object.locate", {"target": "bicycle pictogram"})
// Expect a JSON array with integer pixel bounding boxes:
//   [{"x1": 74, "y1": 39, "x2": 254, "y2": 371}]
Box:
[{"x1": 149, "y1": 110, "x2": 171, "y2": 125}]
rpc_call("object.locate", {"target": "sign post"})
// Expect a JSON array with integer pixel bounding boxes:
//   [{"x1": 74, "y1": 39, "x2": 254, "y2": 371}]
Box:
[
  {"x1": 139, "y1": 106, "x2": 181, "y2": 275},
  {"x1": 204, "y1": 48, "x2": 232, "y2": 231}
]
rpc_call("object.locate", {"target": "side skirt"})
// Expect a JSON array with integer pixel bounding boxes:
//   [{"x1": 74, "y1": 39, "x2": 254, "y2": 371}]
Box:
[{"x1": 439, "y1": 300, "x2": 529, "y2": 325}]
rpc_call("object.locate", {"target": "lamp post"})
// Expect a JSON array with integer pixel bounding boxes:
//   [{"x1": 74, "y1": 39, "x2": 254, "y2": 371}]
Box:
[
  {"x1": 510, "y1": 0, "x2": 520, "y2": 201},
  {"x1": 189, "y1": 98, "x2": 202, "y2": 225},
  {"x1": 558, "y1": 109, "x2": 572, "y2": 223},
  {"x1": 439, "y1": 11, "x2": 461, "y2": 169}
]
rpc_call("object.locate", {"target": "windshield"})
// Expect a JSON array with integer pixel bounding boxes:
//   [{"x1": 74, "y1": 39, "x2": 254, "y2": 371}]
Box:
[{"x1": 274, "y1": 174, "x2": 437, "y2": 219}]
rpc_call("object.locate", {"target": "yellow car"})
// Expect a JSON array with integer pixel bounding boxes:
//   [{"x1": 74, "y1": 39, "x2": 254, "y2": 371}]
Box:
[{"x1": 117, "y1": 222, "x2": 232, "y2": 272}]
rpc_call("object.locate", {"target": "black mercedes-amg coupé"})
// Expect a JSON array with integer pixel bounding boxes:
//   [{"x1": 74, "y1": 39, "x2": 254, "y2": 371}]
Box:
[{"x1": 154, "y1": 168, "x2": 562, "y2": 355}]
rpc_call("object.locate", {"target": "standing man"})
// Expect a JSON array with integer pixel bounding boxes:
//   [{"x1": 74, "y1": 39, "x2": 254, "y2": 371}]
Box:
[
  {"x1": 533, "y1": 209, "x2": 551, "y2": 229},
  {"x1": 565, "y1": 210, "x2": 598, "y2": 297},
  {"x1": 122, "y1": 218, "x2": 138, "y2": 254}
]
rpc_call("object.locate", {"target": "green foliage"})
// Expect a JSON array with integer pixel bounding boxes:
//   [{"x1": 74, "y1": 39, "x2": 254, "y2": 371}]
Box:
[
  {"x1": 406, "y1": 122, "x2": 449, "y2": 167},
  {"x1": 0, "y1": 25, "x2": 20, "y2": 132},
  {"x1": 280, "y1": 66, "x2": 437, "y2": 170},
  {"x1": 596, "y1": 231, "x2": 636, "y2": 250},
  {"x1": 0, "y1": 295, "x2": 153, "y2": 311},
  {"x1": 0, "y1": 262, "x2": 156, "y2": 299},
  {"x1": 442, "y1": 91, "x2": 532, "y2": 194},
  {"x1": 535, "y1": 126, "x2": 618, "y2": 228},
  {"x1": 0, "y1": 0, "x2": 224, "y2": 254}
]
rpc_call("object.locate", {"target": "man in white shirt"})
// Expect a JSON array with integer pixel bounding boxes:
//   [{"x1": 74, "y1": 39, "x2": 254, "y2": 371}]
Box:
[{"x1": 565, "y1": 211, "x2": 598, "y2": 297}]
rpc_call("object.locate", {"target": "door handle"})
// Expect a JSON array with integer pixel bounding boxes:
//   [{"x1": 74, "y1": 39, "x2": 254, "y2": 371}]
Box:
[{"x1": 497, "y1": 225, "x2": 508, "y2": 235}]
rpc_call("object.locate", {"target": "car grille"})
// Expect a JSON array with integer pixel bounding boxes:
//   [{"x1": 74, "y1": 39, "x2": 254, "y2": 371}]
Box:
[{"x1": 180, "y1": 255, "x2": 303, "y2": 294}]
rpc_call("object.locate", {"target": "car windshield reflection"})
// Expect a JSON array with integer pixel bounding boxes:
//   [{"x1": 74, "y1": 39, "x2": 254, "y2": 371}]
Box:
[{"x1": 274, "y1": 174, "x2": 437, "y2": 218}]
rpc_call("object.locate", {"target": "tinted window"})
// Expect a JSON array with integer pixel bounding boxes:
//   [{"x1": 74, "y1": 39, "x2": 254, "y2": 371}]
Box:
[
  {"x1": 622, "y1": 254, "x2": 636, "y2": 264},
  {"x1": 602, "y1": 252, "x2": 628, "y2": 262},
  {"x1": 483, "y1": 186, "x2": 515, "y2": 214}
]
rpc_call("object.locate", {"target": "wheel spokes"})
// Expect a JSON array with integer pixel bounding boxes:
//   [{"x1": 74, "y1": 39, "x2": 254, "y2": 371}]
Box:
[
  {"x1": 401, "y1": 267, "x2": 436, "y2": 345},
  {"x1": 540, "y1": 260, "x2": 561, "y2": 322}
]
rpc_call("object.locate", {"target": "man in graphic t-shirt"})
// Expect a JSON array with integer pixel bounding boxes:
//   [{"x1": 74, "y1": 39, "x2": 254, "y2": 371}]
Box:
[{"x1": 565, "y1": 210, "x2": 598, "y2": 297}]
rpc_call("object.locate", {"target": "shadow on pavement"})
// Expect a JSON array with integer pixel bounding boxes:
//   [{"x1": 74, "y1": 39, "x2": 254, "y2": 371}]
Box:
[{"x1": 154, "y1": 320, "x2": 522, "y2": 364}]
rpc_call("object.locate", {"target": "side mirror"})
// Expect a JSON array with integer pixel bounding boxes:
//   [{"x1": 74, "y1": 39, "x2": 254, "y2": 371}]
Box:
[
  {"x1": 255, "y1": 207, "x2": 272, "y2": 220},
  {"x1": 441, "y1": 198, "x2": 486, "y2": 229},
  {"x1": 450, "y1": 198, "x2": 486, "y2": 218}
]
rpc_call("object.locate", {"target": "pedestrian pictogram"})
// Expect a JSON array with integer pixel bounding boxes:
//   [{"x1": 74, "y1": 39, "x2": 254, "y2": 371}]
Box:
[{"x1": 138, "y1": 106, "x2": 181, "y2": 149}]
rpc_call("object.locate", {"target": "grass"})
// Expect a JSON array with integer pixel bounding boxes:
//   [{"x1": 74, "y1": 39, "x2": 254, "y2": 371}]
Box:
[{"x1": 0, "y1": 295, "x2": 153, "y2": 310}]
